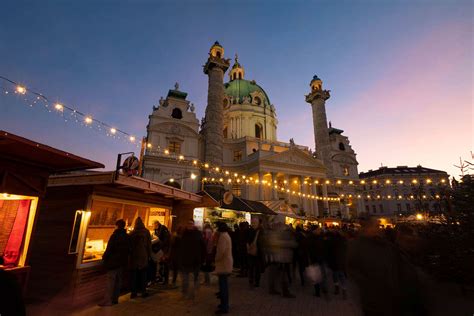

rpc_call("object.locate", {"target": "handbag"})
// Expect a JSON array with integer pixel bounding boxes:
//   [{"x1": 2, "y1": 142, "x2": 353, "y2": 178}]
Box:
[
  {"x1": 305, "y1": 264, "x2": 322, "y2": 284},
  {"x1": 246, "y1": 230, "x2": 260, "y2": 256}
]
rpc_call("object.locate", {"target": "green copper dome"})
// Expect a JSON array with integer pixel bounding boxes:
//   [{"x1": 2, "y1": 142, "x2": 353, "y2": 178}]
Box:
[{"x1": 224, "y1": 79, "x2": 271, "y2": 105}]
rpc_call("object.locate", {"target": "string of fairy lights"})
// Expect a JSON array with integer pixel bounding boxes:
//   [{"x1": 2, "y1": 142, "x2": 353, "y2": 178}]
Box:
[{"x1": 1, "y1": 75, "x2": 450, "y2": 203}]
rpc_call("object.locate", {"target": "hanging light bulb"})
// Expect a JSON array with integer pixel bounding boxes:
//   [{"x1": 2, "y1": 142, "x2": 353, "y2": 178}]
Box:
[
  {"x1": 54, "y1": 103, "x2": 64, "y2": 111},
  {"x1": 16, "y1": 85, "x2": 26, "y2": 94},
  {"x1": 85, "y1": 116, "x2": 93, "y2": 124},
  {"x1": 110, "y1": 128, "x2": 117, "y2": 134}
]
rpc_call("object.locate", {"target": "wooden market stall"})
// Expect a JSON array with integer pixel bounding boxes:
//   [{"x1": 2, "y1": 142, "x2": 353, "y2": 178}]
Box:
[
  {"x1": 0, "y1": 130, "x2": 104, "y2": 295},
  {"x1": 27, "y1": 171, "x2": 216, "y2": 308}
]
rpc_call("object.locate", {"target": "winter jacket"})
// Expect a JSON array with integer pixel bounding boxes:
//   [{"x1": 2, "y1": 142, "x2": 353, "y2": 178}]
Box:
[
  {"x1": 327, "y1": 232, "x2": 347, "y2": 271},
  {"x1": 214, "y1": 232, "x2": 233, "y2": 275},
  {"x1": 102, "y1": 228, "x2": 130, "y2": 270},
  {"x1": 179, "y1": 227, "x2": 206, "y2": 272},
  {"x1": 129, "y1": 220, "x2": 152, "y2": 269}
]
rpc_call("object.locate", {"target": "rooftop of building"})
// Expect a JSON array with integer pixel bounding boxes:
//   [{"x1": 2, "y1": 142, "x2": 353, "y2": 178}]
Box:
[{"x1": 359, "y1": 165, "x2": 448, "y2": 178}]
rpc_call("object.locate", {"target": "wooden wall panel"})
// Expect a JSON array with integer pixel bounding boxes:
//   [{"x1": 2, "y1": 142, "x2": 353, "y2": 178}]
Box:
[{"x1": 27, "y1": 186, "x2": 91, "y2": 303}]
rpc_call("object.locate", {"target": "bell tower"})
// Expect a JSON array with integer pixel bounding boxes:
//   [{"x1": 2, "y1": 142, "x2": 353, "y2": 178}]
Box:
[
  {"x1": 202, "y1": 41, "x2": 230, "y2": 167},
  {"x1": 305, "y1": 75, "x2": 333, "y2": 177}
]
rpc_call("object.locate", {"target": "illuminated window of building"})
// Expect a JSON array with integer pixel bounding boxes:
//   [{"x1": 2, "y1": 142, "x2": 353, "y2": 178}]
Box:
[
  {"x1": 168, "y1": 141, "x2": 181, "y2": 154},
  {"x1": 233, "y1": 150, "x2": 242, "y2": 162},
  {"x1": 232, "y1": 184, "x2": 242, "y2": 197}
]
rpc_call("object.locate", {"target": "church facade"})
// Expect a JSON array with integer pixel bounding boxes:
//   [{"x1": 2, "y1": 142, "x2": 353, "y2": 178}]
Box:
[{"x1": 143, "y1": 42, "x2": 362, "y2": 218}]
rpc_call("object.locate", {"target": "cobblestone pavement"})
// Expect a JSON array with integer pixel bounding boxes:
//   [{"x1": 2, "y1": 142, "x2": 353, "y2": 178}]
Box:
[{"x1": 68, "y1": 271, "x2": 362, "y2": 316}]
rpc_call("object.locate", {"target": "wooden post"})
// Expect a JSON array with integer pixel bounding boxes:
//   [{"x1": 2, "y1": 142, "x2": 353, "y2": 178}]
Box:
[{"x1": 138, "y1": 137, "x2": 146, "y2": 177}]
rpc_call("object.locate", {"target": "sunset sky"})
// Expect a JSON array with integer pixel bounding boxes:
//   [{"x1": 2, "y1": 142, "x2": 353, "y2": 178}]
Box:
[{"x1": 1, "y1": 0, "x2": 472, "y2": 178}]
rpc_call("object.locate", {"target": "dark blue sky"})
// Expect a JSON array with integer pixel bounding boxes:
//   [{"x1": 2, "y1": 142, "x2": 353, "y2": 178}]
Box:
[{"x1": 1, "y1": 0, "x2": 472, "y2": 176}]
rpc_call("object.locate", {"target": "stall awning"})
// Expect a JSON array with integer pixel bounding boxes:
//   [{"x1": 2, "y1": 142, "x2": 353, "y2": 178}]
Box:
[
  {"x1": 204, "y1": 190, "x2": 276, "y2": 215},
  {"x1": 0, "y1": 131, "x2": 104, "y2": 173},
  {"x1": 261, "y1": 200, "x2": 303, "y2": 219},
  {"x1": 48, "y1": 171, "x2": 216, "y2": 206},
  {"x1": 0, "y1": 130, "x2": 104, "y2": 196}
]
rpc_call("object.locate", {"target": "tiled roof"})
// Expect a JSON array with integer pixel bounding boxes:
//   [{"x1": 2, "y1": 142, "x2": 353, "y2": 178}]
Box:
[{"x1": 359, "y1": 165, "x2": 448, "y2": 178}]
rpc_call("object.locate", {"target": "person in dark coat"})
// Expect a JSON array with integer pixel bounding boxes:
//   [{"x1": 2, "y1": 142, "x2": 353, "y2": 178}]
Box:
[
  {"x1": 169, "y1": 226, "x2": 183, "y2": 287},
  {"x1": 153, "y1": 220, "x2": 170, "y2": 284},
  {"x1": 237, "y1": 221, "x2": 249, "y2": 277},
  {"x1": 307, "y1": 227, "x2": 329, "y2": 298},
  {"x1": 99, "y1": 219, "x2": 130, "y2": 306},
  {"x1": 179, "y1": 219, "x2": 206, "y2": 299},
  {"x1": 294, "y1": 225, "x2": 309, "y2": 286},
  {"x1": 348, "y1": 219, "x2": 427, "y2": 316},
  {"x1": 231, "y1": 224, "x2": 240, "y2": 269},
  {"x1": 129, "y1": 217, "x2": 151, "y2": 298},
  {"x1": 327, "y1": 229, "x2": 348, "y2": 298},
  {"x1": 247, "y1": 218, "x2": 264, "y2": 288}
]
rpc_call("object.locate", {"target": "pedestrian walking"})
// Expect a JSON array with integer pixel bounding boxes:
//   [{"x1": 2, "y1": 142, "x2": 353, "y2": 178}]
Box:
[
  {"x1": 265, "y1": 221, "x2": 297, "y2": 298},
  {"x1": 327, "y1": 229, "x2": 348, "y2": 299},
  {"x1": 129, "y1": 217, "x2": 151, "y2": 298},
  {"x1": 307, "y1": 227, "x2": 329, "y2": 298},
  {"x1": 237, "y1": 221, "x2": 249, "y2": 277},
  {"x1": 153, "y1": 221, "x2": 170, "y2": 284},
  {"x1": 202, "y1": 223, "x2": 215, "y2": 285},
  {"x1": 179, "y1": 219, "x2": 206, "y2": 300},
  {"x1": 247, "y1": 218, "x2": 264, "y2": 288},
  {"x1": 214, "y1": 222, "x2": 233, "y2": 314},
  {"x1": 294, "y1": 225, "x2": 309, "y2": 286},
  {"x1": 169, "y1": 226, "x2": 183, "y2": 287},
  {"x1": 99, "y1": 219, "x2": 130, "y2": 306}
]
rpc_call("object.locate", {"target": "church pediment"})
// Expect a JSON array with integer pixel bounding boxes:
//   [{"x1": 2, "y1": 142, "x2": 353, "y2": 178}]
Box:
[
  {"x1": 260, "y1": 147, "x2": 326, "y2": 170},
  {"x1": 149, "y1": 121, "x2": 199, "y2": 137}
]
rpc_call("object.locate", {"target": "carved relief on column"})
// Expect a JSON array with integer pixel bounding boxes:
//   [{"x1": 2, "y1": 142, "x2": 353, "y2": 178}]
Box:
[{"x1": 258, "y1": 172, "x2": 264, "y2": 201}]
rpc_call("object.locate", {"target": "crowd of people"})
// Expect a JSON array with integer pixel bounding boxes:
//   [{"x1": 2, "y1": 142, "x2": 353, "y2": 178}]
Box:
[{"x1": 99, "y1": 216, "x2": 353, "y2": 314}]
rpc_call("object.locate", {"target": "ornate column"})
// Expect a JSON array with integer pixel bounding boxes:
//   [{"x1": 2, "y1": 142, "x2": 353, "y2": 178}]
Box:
[
  {"x1": 271, "y1": 172, "x2": 278, "y2": 200},
  {"x1": 285, "y1": 174, "x2": 291, "y2": 204},
  {"x1": 258, "y1": 172, "x2": 264, "y2": 201},
  {"x1": 305, "y1": 76, "x2": 333, "y2": 178},
  {"x1": 311, "y1": 181, "x2": 319, "y2": 217},
  {"x1": 322, "y1": 183, "x2": 329, "y2": 217},
  {"x1": 202, "y1": 42, "x2": 230, "y2": 167}
]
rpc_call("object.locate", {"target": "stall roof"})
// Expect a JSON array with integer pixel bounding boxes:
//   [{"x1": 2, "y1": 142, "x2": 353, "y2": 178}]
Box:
[
  {"x1": 48, "y1": 171, "x2": 215, "y2": 205},
  {"x1": 0, "y1": 131, "x2": 104, "y2": 172},
  {"x1": 205, "y1": 190, "x2": 276, "y2": 215}
]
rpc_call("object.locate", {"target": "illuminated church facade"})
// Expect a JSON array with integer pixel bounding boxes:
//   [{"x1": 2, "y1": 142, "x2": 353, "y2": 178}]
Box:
[{"x1": 143, "y1": 42, "x2": 362, "y2": 218}]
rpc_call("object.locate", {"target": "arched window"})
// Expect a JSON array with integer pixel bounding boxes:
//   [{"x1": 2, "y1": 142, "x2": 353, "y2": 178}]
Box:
[
  {"x1": 238, "y1": 73, "x2": 242, "y2": 79},
  {"x1": 216, "y1": 51, "x2": 221, "y2": 58},
  {"x1": 255, "y1": 123, "x2": 262, "y2": 139},
  {"x1": 254, "y1": 96, "x2": 261, "y2": 106},
  {"x1": 171, "y1": 108, "x2": 183, "y2": 119},
  {"x1": 339, "y1": 142, "x2": 346, "y2": 151}
]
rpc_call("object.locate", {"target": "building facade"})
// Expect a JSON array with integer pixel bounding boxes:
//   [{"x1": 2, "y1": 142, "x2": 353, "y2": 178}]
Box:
[
  {"x1": 143, "y1": 42, "x2": 362, "y2": 218},
  {"x1": 359, "y1": 165, "x2": 450, "y2": 219}
]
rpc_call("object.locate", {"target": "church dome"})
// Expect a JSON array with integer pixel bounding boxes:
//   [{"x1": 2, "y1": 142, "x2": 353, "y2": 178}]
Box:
[{"x1": 224, "y1": 79, "x2": 271, "y2": 105}]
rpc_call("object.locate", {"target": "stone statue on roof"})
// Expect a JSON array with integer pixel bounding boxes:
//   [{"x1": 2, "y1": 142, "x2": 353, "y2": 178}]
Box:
[{"x1": 174, "y1": 82, "x2": 179, "y2": 90}]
